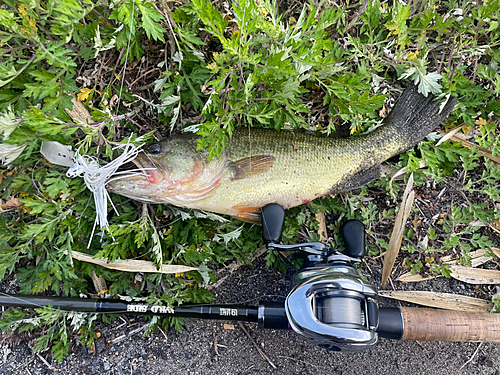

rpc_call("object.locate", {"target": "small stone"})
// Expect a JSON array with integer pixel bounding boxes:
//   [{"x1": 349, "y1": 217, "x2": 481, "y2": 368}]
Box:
[{"x1": 95, "y1": 337, "x2": 106, "y2": 353}]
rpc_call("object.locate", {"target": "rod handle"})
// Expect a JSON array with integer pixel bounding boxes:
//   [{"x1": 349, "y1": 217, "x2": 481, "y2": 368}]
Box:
[{"x1": 401, "y1": 307, "x2": 500, "y2": 342}]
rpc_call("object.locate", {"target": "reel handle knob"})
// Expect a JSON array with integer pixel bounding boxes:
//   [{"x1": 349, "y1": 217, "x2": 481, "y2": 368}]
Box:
[
  {"x1": 262, "y1": 204, "x2": 285, "y2": 245},
  {"x1": 341, "y1": 220, "x2": 366, "y2": 259}
]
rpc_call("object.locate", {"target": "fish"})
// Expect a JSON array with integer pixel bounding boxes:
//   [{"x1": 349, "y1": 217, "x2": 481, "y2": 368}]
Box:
[{"x1": 107, "y1": 85, "x2": 456, "y2": 222}]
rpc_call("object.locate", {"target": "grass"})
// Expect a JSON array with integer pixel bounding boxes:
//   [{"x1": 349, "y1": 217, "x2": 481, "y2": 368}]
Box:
[{"x1": 0, "y1": 0, "x2": 499, "y2": 362}]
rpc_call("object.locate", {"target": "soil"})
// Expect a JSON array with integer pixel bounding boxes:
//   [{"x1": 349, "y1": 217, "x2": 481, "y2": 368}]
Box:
[{"x1": 2, "y1": 256, "x2": 500, "y2": 375}]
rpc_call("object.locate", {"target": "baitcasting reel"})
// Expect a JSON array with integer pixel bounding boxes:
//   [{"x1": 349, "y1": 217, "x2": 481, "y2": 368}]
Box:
[{"x1": 262, "y1": 204, "x2": 379, "y2": 352}]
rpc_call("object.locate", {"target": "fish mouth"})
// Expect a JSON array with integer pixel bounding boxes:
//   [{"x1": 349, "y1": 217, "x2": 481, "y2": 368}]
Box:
[{"x1": 106, "y1": 155, "x2": 164, "y2": 195}]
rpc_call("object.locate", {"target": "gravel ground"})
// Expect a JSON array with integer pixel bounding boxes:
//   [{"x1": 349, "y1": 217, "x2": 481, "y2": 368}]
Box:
[{"x1": 2, "y1": 257, "x2": 500, "y2": 375}]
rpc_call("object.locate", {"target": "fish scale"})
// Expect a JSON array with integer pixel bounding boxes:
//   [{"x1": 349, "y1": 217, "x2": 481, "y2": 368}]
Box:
[{"x1": 107, "y1": 85, "x2": 457, "y2": 223}]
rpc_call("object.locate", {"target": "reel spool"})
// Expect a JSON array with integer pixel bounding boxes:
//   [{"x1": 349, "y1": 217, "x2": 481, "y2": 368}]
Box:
[
  {"x1": 263, "y1": 205, "x2": 379, "y2": 352},
  {"x1": 285, "y1": 259, "x2": 379, "y2": 352}
]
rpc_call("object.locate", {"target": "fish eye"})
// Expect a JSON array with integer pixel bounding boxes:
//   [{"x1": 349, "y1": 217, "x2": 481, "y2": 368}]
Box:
[{"x1": 149, "y1": 144, "x2": 161, "y2": 154}]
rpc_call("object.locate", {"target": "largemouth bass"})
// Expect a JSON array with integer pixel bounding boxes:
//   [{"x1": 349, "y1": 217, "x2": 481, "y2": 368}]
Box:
[{"x1": 108, "y1": 85, "x2": 456, "y2": 222}]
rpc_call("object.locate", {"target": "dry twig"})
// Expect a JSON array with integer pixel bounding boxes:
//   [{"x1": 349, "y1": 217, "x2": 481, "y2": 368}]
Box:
[
  {"x1": 111, "y1": 324, "x2": 148, "y2": 344},
  {"x1": 460, "y1": 343, "x2": 483, "y2": 370},
  {"x1": 237, "y1": 322, "x2": 276, "y2": 369}
]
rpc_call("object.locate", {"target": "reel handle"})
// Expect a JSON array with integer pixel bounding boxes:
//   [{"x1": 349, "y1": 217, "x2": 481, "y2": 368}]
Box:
[
  {"x1": 262, "y1": 203, "x2": 285, "y2": 245},
  {"x1": 341, "y1": 220, "x2": 366, "y2": 259}
]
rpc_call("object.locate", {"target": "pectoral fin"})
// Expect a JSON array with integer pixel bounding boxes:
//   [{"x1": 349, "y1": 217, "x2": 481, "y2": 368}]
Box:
[{"x1": 229, "y1": 155, "x2": 275, "y2": 180}]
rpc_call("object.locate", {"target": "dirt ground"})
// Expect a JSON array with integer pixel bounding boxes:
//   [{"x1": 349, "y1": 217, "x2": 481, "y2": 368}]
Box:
[{"x1": 1, "y1": 256, "x2": 500, "y2": 375}]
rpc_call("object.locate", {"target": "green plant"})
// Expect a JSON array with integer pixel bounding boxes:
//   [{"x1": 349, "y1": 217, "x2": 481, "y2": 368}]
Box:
[{"x1": 0, "y1": 0, "x2": 499, "y2": 362}]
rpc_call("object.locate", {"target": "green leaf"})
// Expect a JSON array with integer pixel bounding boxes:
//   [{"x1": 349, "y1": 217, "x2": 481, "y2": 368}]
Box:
[
  {"x1": 0, "y1": 108, "x2": 20, "y2": 140},
  {"x1": 137, "y1": 3, "x2": 165, "y2": 42},
  {"x1": 384, "y1": 3, "x2": 410, "y2": 48},
  {"x1": 0, "y1": 142, "x2": 27, "y2": 165},
  {"x1": 192, "y1": 0, "x2": 228, "y2": 39},
  {"x1": 44, "y1": 173, "x2": 70, "y2": 198},
  {"x1": 111, "y1": 2, "x2": 136, "y2": 31},
  {"x1": 0, "y1": 309, "x2": 29, "y2": 332},
  {"x1": 22, "y1": 108, "x2": 67, "y2": 135},
  {"x1": 400, "y1": 65, "x2": 442, "y2": 96}
]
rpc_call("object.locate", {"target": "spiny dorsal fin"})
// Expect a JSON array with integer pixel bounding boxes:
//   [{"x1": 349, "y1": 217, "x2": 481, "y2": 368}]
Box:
[{"x1": 229, "y1": 155, "x2": 275, "y2": 180}]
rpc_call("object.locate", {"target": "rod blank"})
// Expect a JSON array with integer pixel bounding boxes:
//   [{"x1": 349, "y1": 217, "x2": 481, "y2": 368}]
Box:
[{"x1": 4, "y1": 294, "x2": 500, "y2": 343}]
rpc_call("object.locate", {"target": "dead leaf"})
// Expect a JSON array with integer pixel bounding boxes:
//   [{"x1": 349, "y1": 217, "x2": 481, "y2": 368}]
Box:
[
  {"x1": 389, "y1": 161, "x2": 426, "y2": 199},
  {"x1": 490, "y1": 223, "x2": 500, "y2": 235},
  {"x1": 448, "y1": 266, "x2": 500, "y2": 284},
  {"x1": 446, "y1": 249, "x2": 493, "y2": 267},
  {"x1": 397, "y1": 273, "x2": 435, "y2": 283},
  {"x1": 5, "y1": 169, "x2": 16, "y2": 177},
  {"x1": 65, "y1": 96, "x2": 91, "y2": 124},
  {"x1": 315, "y1": 212, "x2": 328, "y2": 243},
  {"x1": 382, "y1": 173, "x2": 415, "y2": 286},
  {"x1": 469, "y1": 220, "x2": 488, "y2": 227},
  {"x1": 378, "y1": 290, "x2": 493, "y2": 313},
  {"x1": 1, "y1": 196, "x2": 23, "y2": 210},
  {"x1": 91, "y1": 271, "x2": 107, "y2": 294},
  {"x1": 435, "y1": 125, "x2": 463, "y2": 146},
  {"x1": 379, "y1": 104, "x2": 388, "y2": 118},
  {"x1": 68, "y1": 250, "x2": 198, "y2": 274},
  {"x1": 109, "y1": 94, "x2": 119, "y2": 108}
]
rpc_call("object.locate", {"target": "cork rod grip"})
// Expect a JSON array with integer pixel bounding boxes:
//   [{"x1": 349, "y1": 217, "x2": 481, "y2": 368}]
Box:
[{"x1": 401, "y1": 307, "x2": 500, "y2": 342}]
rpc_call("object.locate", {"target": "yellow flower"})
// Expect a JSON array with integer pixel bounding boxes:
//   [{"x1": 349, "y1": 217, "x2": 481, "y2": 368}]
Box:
[
  {"x1": 406, "y1": 51, "x2": 419, "y2": 61},
  {"x1": 206, "y1": 62, "x2": 217, "y2": 70},
  {"x1": 77, "y1": 87, "x2": 93, "y2": 101},
  {"x1": 462, "y1": 124, "x2": 472, "y2": 133},
  {"x1": 350, "y1": 123, "x2": 361, "y2": 135},
  {"x1": 19, "y1": 4, "x2": 28, "y2": 16},
  {"x1": 28, "y1": 17, "x2": 38, "y2": 33},
  {"x1": 475, "y1": 117, "x2": 487, "y2": 129}
]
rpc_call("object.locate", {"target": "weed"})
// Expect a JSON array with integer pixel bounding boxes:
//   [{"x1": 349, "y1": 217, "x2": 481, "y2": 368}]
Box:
[{"x1": 0, "y1": 0, "x2": 499, "y2": 361}]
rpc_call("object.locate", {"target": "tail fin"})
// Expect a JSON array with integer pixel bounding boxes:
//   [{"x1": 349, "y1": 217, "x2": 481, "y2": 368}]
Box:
[{"x1": 379, "y1": 85, "x2": 457, "y2": 155}]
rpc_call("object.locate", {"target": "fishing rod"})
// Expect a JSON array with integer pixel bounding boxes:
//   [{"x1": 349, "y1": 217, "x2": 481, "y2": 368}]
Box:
[{"x1": 1, "y1": 204, "x2": 500, "y2": 352}]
